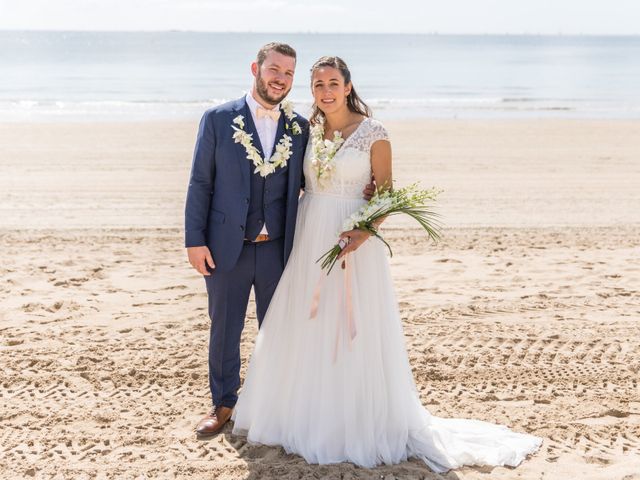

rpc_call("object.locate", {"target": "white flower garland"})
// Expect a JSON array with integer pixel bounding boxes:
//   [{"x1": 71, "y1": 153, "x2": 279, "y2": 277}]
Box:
[
  {"x1": 281, "y1": 100, "x2": 302, "y2": 135},
  {"x1": 310, "y1": 121, "x2": 345, "y2": 186},
  {"x1": 231, "y1": 100, "x2": 302, "y2": 178}
]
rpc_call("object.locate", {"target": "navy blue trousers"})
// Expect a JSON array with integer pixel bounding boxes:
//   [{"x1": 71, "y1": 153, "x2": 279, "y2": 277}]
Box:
[{"x1": 203, "y1": 237, "x2": 284, "y2": 408}]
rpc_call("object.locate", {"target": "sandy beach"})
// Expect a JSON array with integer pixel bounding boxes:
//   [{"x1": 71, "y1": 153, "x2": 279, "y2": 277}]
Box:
[{"x1": 1, "y1": 119, "x2": 640, "y2": 479}]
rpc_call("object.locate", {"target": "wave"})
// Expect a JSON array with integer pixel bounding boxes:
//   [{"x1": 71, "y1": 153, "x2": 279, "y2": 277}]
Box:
[{"x1": 0, "y1": 97, "x2": 638, "y2": 121}]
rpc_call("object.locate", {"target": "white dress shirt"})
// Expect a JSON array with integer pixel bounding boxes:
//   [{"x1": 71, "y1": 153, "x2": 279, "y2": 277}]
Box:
[
  {"x1": 245, "y1": 92, "x2": 280, "y2": 166},
  {"x1": 245, "y1": 93, "x2": 281, "y2": 236}
]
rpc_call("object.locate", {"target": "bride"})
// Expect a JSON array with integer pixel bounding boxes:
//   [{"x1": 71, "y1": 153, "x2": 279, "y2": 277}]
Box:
[{"x1": 232, "y1": 56, "x2": 542, "y2": 472}]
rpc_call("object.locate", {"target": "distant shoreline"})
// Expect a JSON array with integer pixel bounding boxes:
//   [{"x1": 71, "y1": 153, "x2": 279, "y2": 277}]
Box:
[{"x1": 1, "y1": 30, "x2": 640, "y2": 37}]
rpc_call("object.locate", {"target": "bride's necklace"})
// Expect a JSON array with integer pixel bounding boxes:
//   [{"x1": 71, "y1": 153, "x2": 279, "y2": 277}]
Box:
[{"x1": 310, "y1": 121, "x2": 345, "y2": 185}]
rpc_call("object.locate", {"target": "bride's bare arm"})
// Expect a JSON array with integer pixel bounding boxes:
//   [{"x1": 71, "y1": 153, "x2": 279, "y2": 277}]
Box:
[
  {"x1": 371, "y1": 139, "x2": 393, "y2": 192},
  {"x1": 369, "y1": 139, "x2": 392, "y2": 228}
]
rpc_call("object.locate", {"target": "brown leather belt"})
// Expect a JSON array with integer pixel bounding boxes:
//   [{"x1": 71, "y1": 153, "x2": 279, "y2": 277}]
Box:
[{"x1": 244, "y1": 234, "x2": 270, "y2": 243}]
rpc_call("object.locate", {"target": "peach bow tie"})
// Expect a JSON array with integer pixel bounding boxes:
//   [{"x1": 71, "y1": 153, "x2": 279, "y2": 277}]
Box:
[{"x1": 256, "y1": 107, "x2": 281, "y2": 122}]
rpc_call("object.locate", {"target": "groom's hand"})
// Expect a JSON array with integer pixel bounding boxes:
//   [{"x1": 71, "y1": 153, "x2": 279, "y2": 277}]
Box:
[
  {"x1": 187, "y1": 246, "x2": 215, "y2": 276},
  {"x1": 362, "y1": 176, "x2": 376, "y2": 201}
]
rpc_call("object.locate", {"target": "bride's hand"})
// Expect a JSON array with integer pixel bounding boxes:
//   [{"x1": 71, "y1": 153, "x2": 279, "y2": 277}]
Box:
[{"x1": 337, "y1": 229, "x2": 371, "y2": 260}]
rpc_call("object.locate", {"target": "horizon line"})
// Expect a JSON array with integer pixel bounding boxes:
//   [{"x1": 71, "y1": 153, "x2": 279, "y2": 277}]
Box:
[{"x1": 1, "y1": 29, "x2": 640, "y2": 37}]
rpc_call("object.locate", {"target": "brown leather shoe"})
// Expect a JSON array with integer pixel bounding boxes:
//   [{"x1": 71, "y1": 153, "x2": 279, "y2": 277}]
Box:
[{"x1": 195, "y1": 406, "x2": 233, "y2": 437}]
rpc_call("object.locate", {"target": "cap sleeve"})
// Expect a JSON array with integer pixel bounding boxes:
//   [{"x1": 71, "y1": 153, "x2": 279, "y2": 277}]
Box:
[{"x1": 367, "y1": 118, "x2": 389, "y2": 149}]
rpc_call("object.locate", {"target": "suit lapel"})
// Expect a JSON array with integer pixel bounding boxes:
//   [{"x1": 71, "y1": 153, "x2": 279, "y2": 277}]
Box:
[
  {"x1": 242, "y1": 103, "x2": 265, "y2": 157},
  {"x1": 286, "y1": 121, "x2": 304, "y2": 200},
  {"x1": 272, "y1": 111, "x2": 286, "y2": 159},
  {"x1": 232, "y1": 98, "x2": 252, "y2": 192}
]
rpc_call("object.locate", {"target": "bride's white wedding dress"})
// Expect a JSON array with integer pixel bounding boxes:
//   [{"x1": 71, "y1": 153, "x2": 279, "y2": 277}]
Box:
[{"x1": 232, "y1": 118, "x2": 542, "y2": 472}]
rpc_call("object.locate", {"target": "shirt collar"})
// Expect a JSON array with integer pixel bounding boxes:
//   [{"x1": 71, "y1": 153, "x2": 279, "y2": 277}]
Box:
[{"x1": 245, "y1": 92, "x2": 280, "y2": 115}]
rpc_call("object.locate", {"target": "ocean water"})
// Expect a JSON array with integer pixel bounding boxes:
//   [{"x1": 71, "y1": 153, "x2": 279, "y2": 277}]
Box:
[{"x1": 1, "y1": 31, "x2": 640, "y2": 121}]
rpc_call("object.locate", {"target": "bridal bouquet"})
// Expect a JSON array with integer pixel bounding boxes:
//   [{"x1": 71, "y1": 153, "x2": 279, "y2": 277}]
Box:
[{"x1": 317, "y1": 183, "x2": 442, "y2": 274}]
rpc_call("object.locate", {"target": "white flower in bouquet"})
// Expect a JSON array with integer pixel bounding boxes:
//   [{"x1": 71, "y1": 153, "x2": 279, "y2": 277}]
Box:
[{"x1": 318, "y1": 183, "x2": 443, "y2": 274}]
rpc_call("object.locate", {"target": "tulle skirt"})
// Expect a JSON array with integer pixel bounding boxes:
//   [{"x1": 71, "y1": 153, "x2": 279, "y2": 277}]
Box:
[{"x1": 232, "y1": 191, "x2": 542, "y2": 472}]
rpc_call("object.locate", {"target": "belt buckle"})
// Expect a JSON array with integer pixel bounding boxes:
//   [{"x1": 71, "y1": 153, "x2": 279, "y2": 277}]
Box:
[{"x1": 254, "y1": 234, "x2": 270, "y2": 243}]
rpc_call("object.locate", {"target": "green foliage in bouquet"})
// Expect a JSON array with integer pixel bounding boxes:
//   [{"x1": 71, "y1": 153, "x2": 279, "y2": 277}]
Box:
[{"x1": 317, "y1": 183, "x2": 442, "y2": 274}]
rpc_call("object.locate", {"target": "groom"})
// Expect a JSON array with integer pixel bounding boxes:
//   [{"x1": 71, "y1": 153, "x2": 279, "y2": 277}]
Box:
[
  {"x1": 185, "y1": 42, "x2": 308, "y2": 437},
  {"x1": 186, "y1": 43, "x2": 374, "y2": 437}
]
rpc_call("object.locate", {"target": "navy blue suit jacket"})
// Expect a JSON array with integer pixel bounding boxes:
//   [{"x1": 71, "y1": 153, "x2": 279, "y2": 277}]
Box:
[{"x1": 185, "y1": 97, "x2": 309, "y2": 272}]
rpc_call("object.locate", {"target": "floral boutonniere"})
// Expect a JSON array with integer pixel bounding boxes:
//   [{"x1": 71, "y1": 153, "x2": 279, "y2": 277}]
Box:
[{"x1": 281, "y1": 100, "x2": 302, "y2": 135}]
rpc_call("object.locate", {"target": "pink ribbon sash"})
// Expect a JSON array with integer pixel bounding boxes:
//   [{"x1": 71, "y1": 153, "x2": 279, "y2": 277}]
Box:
[{"x1": 309, "y1": 253, "x2": 357, "y2": 362}]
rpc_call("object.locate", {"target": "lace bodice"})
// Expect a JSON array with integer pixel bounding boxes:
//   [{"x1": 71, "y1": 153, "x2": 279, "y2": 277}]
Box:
[{"x1": 303, "y1": 117, "x2": 389, "y2": 198}]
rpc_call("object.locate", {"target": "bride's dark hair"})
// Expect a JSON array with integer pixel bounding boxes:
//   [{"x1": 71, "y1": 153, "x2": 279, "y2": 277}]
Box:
[{"x1": 309, "y1": 56, "x2": 371, "y2": 125}]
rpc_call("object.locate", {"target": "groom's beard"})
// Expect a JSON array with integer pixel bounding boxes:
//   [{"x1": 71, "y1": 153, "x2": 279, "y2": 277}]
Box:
[{"x1": 255, "y1": 72, "x2": 290, "y2": 106}]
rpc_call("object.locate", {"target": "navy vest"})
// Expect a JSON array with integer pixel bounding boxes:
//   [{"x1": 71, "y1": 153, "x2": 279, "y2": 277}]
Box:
[
  {"x1": 244, "y1": 110, "x2": 290, "y2": 241},
  {"x1": 245, "y1": 161, "x2": 288, "y2": 241}
]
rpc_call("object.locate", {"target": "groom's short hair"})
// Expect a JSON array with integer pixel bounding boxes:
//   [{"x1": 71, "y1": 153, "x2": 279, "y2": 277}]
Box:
[{"x1": 257, "y1": 42, "x2": 297, "y2": 66}]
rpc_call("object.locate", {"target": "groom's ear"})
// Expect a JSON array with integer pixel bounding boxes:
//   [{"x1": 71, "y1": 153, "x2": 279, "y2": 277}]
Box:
[{"x1": 251, "y1": 62, "x2": 259, "y2": 78}]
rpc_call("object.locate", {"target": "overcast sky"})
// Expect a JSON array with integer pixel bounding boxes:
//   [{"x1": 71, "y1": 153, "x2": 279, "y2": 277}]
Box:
[{"x1": 1, "y1": 0, "x2": 639, "y2": 35}]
